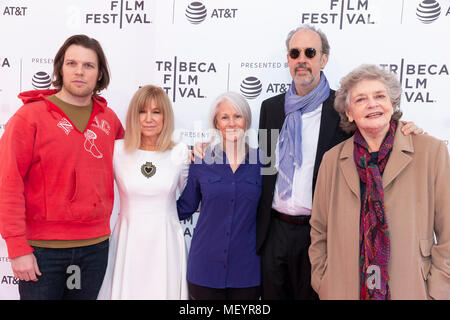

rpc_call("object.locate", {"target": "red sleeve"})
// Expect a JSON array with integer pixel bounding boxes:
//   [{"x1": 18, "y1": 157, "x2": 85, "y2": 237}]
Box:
[{"x1": 0, "y1": 113, "x2": 35, "y2": 258}]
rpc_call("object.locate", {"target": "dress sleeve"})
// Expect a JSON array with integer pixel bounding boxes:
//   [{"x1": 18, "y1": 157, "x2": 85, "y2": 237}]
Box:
[
  {"x1": 177, "y1": 143, "x2": 191, "y2": 195},
  {"x1": 428, "y1": 140, "x2": 450, "y2": 299}
]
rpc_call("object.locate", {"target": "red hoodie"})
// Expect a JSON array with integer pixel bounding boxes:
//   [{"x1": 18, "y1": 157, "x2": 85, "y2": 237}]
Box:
[{"x1": 0, "y1": 90, "x2": 124, "y2": 258}]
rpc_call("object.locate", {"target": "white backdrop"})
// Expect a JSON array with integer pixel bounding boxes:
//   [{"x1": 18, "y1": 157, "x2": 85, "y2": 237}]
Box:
[{"x1": 0, "y1": 0, "x2": 449, "y2": 299}]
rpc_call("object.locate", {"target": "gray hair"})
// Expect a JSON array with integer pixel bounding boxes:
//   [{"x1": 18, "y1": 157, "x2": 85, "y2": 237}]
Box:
[
  {"x1": 285, "y1": 24, "x2": 330, "y2": 56},
  {"x1": 209, "y1": 91, "x2": 252, "y2": 131},
  {"x1": 334, "y1": 64, "x2": 403, "y2": 134}
]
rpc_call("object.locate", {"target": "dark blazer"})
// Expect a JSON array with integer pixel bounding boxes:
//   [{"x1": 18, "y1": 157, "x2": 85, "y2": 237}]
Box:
[{"x1": 256, "y1": 89, "x2": 350, "y2": 253}]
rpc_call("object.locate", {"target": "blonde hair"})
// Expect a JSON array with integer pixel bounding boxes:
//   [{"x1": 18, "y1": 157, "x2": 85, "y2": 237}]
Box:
[{"x1": 124, "y1": 85, "x2": 175, "y2": 152}]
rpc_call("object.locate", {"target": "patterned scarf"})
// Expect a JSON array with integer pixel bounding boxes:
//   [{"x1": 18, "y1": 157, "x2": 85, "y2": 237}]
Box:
[
  {"x1": 353, "y1": 120, "x2": 396, "y2": 300},
  {"x1": 276, "y1": 71, "x2": 330, "y2": 200}
]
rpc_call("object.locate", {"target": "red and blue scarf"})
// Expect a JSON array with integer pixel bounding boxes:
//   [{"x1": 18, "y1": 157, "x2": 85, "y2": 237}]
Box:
[{"x1": 353, "y1": 120, "x2": 396, "y2": 300}]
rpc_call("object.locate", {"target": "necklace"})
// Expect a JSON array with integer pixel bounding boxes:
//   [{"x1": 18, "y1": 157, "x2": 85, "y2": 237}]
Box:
[{"x1": 141, "y1": 161, "x2": 156, "y2": 178}]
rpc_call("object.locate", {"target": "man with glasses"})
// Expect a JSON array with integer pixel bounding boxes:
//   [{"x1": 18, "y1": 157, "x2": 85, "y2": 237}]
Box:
[{"x1": 257, "y1": 24, "x2": 419, "y2": 300}]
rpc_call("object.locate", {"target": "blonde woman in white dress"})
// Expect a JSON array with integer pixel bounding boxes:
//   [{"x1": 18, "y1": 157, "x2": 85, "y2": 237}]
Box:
[{"x1": 98, "y1": 85, "x2": 189, "y2": 299}]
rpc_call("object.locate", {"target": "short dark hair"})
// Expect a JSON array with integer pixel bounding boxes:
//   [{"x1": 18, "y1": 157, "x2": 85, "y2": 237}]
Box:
[{"x1": 52, "y1": 34, "x2": 110, "y2": 95}]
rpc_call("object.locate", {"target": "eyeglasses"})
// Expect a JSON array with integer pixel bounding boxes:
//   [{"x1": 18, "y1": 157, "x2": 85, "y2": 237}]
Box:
[{"x1": 289, "y1": 48, "x2": 318, "y2": 59}]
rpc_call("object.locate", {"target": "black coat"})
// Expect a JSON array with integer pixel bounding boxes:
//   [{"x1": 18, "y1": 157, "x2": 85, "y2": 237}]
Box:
[{"x1": 256, "y1": 90, "x2": 350, "y2": 253}]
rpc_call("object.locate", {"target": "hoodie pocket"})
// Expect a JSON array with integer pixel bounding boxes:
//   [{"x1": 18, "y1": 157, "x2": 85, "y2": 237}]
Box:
[{"x1": 67, "y1": 168, "x2": 114, "y2": 221}]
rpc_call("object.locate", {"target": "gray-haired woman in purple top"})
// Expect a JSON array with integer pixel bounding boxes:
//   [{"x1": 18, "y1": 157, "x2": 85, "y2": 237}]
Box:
[{"x1": 177, "y1": 92, "x2": 262, "y2": 300}]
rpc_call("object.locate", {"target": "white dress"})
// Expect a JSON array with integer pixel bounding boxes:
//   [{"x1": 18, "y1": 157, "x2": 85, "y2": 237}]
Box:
[{"x1": 98, "y1": 140, "x2": 189, "y2": 300}]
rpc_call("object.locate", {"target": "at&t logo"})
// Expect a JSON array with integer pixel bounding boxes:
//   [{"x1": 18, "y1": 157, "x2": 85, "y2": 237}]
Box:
[
  {"x1": 1, "y1": 275, "x2": 19, "y2": 285},
  {"x1": 240, "y1": 77, "x2": 262, "y2": 99},
  {"x1": 185, "y1": 1, "x2": 238, "y2": 25},
  {"x1": 416, "y1": 0, "x2": 441, "y2": 23},
  {"x1": 32, "y1": 71, "x2": 52, "y2": 90},
  {"x1": 185, "y1": 2, "x2": 207, "y2": 24},
  {"x1": 2, "y1": 6, "x2": 27, "y2": 16},
  {"x1": 240, "y1": 77, "x2": 291, "y2": 100}
]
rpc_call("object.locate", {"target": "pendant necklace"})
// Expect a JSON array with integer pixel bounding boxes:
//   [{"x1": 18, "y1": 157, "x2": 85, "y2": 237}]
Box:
[{"x1": 141, "y1": 161, "x2": 156, "y2": 178}]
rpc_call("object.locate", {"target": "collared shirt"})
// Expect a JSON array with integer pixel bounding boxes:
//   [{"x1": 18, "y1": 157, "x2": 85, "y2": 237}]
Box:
[
  {"x1": 272, "y1": 105, "x2": 322, "y2": 216},
  {"x1": 177, "y1": 146, "x2": 262, "y2": 288}
]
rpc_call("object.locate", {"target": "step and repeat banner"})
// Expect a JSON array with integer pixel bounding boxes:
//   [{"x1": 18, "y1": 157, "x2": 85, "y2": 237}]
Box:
[{"x1": 0, "y1": 0, "x2": 449, "y2": 299}]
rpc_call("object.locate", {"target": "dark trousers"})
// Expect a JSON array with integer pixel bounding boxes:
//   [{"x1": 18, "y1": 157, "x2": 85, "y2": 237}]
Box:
[
  {"x1": 260, "y1": 216, "x2": 318, "y2": 300},
  {"x1": 188, "y1": 281, "x2": 261, "y2": 300},
  {"x1": 19, "y1": 239, "x2": 109, "y2": 300}
]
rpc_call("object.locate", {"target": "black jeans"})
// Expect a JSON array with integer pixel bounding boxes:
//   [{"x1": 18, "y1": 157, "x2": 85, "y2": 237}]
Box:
[
  {"x1": 19, "y1": 239, "x2": 109, "y2": 300},
  {"x1": 188, "y1": 281, "x2": 261, "y2": 300},
  {"x1": 260, "y1": 217, "x2": 318, "y2": 300}
]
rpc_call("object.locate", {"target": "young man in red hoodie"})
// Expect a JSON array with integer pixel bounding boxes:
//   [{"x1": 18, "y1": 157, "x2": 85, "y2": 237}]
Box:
[{"x1": 0, "y1": 34, "x2": 124, "y2": 299}]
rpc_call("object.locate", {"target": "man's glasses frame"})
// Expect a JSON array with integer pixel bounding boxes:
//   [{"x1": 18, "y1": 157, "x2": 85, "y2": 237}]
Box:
[{"x1": 288, "y1": 48, "x2": 319, "y2": 59}]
